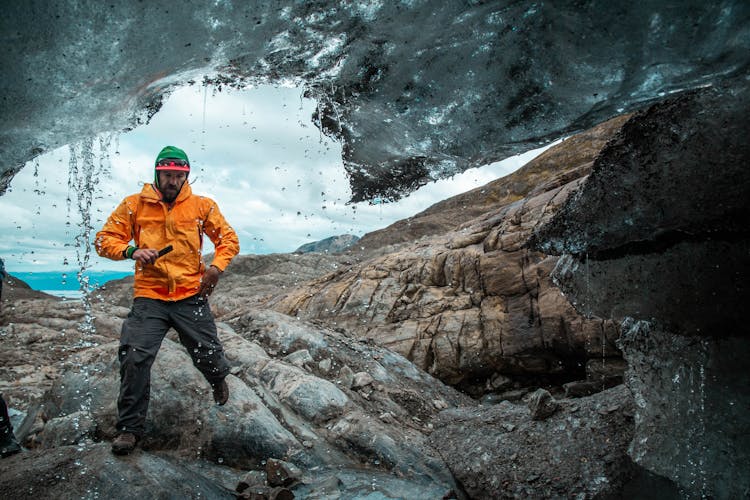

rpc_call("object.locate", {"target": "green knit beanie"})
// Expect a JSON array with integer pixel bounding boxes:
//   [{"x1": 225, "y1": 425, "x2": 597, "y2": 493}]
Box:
[
  {"x1": 155, "y1": 145, "x2": 190, "y2": 167},
  {"x1": 154, "y1": 146, "x2": 190, "y2": 188}
]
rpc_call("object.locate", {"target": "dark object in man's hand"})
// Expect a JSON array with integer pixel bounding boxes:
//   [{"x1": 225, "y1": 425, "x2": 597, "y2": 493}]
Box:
[{"x1": 157, "y1": 245, "x2": 173, "y2": 257}]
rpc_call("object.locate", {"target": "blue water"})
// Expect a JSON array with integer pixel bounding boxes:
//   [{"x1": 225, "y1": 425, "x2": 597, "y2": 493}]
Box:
[{"x1": 9, "y1": 271, "x2": 132, "y2": 296}]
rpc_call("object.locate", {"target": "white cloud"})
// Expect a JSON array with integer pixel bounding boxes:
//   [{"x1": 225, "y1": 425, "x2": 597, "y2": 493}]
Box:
[{"x1": 0, "y1": 84, "x2": 553, "y2": 274}]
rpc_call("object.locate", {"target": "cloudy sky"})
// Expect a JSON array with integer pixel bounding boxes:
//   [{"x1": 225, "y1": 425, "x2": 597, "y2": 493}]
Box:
[{"x1": 0, "y1": 83, "x2": 550, "y2": 275}]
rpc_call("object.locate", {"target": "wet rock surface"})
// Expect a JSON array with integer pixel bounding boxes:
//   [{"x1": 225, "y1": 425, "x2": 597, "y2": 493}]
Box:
[
  {"x1": 531, "y1": 82, "x2": 750, "y2": 335},
  {"x1": 2, "y1": 2, "x2": 748, "y2": 199},
  {"x1": 530, "y1": 84, "x2": 750, "y2": 496},
  {"x1": 618, "y1": 320, "x2": 750, "y2": 499},
  {"x1": 2, "y1": 305, "x2": 469, "y2": 498},
  {"x1": 429, "y1": 385, "x2": 637, "y2": 499},
  {"x1": 0, "y1": 443, "x2": 239, "y2": 500}
]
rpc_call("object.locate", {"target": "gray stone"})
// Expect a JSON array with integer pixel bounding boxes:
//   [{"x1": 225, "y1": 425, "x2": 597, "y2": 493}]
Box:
[
  {"x1": 237, "y1": 470, "x2": 267, "y2": 493},
  {"x1": 337, "y1": 365, "x2": 354, "y2": 389},
  {"x1": 527, "y1": 389, "x2": 559, "y2": 420},
  {"x1": 317, "y1": 358, "x2": 332, "y2": 374},
  {"x1": 290, "y1": 467, "x2": 454, "y2": 500},
  {"x1": 486, "y1": 373, "x2": 513, "y2": 392},
  {"x1": 283, "y1": 349, "x2": 313, "y2": 368},
  {"x1": 0, "y1": 443, "x2": 238, "y2": 499},
  {"x1": 563, "y1": 380, "x2": 601, "y2": 398},
  {"x1": 328, "y1": 410, "x2": 453, "y2": 483},
  {"x1": 350, "y1": 372, "x2": 374, "y2": 390},
  {"x1": 618, "y1": 320, "x2": 750, "y2": 499},
  {"x1": 209, "y1": 378, "x2": 304, "y2": 469},
  {"x1": 37, "y1": 410, "x2": 96, "y2": 448},
  {"x1": 498, "y1": 388, "x2": 531, "y2": 402},
  {"x1": 259, "y1": 360, "x2": 349, "y2": 425},
  {"x1": 266, "y1": 458, "x2": 302, "y2": 487},
  {"x1": 432, "y1": 399, "x2": 448, "y2": 411}
]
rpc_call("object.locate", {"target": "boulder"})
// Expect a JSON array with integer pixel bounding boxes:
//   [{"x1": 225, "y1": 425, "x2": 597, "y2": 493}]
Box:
[
  {"x1": 429, "y1": 385, "x2": 637, "y2": 498},
  {"x1": 527, "y1": 389, "x2": 558, "y2": 421}
]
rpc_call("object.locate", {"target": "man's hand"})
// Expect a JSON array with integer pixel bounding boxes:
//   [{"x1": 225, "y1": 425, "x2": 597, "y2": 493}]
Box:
[
  {"x1": 198, "y1": 265, "x2": 221, "y2": 299},
  {"x1": 132, "y1": 248, "x2": 160, "y2": 265}
]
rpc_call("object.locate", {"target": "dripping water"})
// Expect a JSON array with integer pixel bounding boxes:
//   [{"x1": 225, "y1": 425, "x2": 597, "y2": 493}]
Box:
[
  {"x1": 692, "y1": 340, "x2": 709, "y2": 498},
  {"x1": 66, "y1": 134, "x2": 113, "y2": 339},
  {"x1": 584, "y1": 251, "x2": 590, "y2": 319},
  {"x1": 65, "y1": 134, "x2": 114, "y2": 452}
]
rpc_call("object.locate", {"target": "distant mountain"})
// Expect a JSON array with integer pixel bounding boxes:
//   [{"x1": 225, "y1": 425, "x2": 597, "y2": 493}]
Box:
[{"x1": 294, "y1": 234, "x2": 360, "y2": 254}]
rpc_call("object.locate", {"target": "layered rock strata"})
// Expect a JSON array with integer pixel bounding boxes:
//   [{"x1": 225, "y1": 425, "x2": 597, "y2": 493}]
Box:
[{"x1": 269, "y1": 118, "x2": 631, "y2": 393}]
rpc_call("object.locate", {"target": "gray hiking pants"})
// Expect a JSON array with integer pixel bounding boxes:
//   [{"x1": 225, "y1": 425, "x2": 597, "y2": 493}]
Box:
[{"x1": 116, "y1": 295, "x2": 230, "y2": 436}]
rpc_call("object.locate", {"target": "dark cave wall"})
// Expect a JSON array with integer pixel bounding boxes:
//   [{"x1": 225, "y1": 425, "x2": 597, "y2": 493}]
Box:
[
  {"x1": 1, "y1": 1, "x2": 748, "y2": 200},
  {"x1": 530, "y1": 81, "x2": 750, "y2": 496}
]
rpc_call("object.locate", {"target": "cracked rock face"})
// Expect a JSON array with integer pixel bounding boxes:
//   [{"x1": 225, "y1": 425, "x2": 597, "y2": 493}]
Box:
[
  {"x1": 2, "y1": 1, "x2": 748, "y2": 199},
  {"x1": 267, "y1": 118, "x2": 630, "y2": 391}
]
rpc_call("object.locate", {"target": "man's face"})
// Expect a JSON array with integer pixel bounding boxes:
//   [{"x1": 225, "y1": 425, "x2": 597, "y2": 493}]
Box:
[{"x1": 158, "y1": 170, "x2": 188, "y2": 202}]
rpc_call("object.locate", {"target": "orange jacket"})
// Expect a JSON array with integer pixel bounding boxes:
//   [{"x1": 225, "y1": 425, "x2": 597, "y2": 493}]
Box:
[{"x1": 95, "y1": 183, "x2": 240, "y2": 301}]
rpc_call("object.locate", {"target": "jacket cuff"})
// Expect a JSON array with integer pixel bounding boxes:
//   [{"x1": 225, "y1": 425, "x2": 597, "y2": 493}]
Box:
[{"x1": 123, "y1": 246, "x2": 138, "y2": 259}]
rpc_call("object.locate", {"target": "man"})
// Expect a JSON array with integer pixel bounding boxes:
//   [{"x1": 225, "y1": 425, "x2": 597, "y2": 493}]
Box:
[
  {"x1": 0, "y1": 257, "x2": 5, "y2": 310},
  {"x1": 0, "y1": 394, "x2": 21, "y2": 458},
  {"x1": 95, "y1": 145, "x2": 239, "y2": 455}
]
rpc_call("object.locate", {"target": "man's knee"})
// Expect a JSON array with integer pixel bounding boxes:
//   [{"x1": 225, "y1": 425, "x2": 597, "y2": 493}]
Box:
[{"x1": 118, "y1": 344, "x2": 157, "y2": 371}]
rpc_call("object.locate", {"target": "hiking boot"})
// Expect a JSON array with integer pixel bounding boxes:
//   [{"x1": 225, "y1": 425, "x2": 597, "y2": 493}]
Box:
[
  {"x1": 111, "y1": 432, "x2": 137, "y2": 455},
  {"x1": 212, "y1": 378, "x2": 229, "y2": 406},
  {"x1": 0, "y1": 433, "x2": 21, "y2": 458}
]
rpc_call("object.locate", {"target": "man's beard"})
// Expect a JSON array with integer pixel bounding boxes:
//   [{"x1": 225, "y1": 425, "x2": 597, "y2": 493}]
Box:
[{"x1": 162, "y1": 187, "x2": 179, "y2": 203}]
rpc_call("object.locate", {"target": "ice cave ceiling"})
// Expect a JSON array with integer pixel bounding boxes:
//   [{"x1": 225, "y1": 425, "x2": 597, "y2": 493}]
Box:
[{"x1": 1, "y1": 1, "x2": 748, "y2": 201}]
